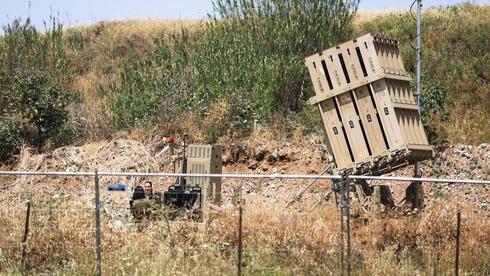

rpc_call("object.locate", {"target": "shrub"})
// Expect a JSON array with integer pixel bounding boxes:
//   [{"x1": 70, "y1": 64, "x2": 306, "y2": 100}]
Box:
[
  {"x1": 0, "y1": 117, "x2": 25, "y2": 161},
  {"x1": 299, "y1": 104, "x2": 323, "y2": 136},
  {"x1": 419, "y1": 74, "x2": 450, "y2": 144},
  {"x1": 0, "y1": 17, "x2": 71, "y2": 85},
  {"x1": 104, "y1": 31, "x2": 195, "y2": 129},
  {"x1": 17, "y1": 71, "x2": 72, "y2": 147},
  {"x1": 105, "y1": 0, "x2": 360, "y2": 137},
  {"x1": 0, "y1": 18, "x2": 78, "y2": 155},
  {"x1": 0, "y1": 70, "x2": 75, "y2": 149}
]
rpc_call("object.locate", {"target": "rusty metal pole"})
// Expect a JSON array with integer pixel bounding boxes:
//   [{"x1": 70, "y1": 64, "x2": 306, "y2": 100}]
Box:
[
  {"x1": 21, "y1": 201, "x2": 31, "y2": 270},
  {"x1": 237, "y1": 205, "x2": 243, "y2": 276},
  {"x1": 94, "y1": 170, "x2": 102, "y2": 276},
  {"x1": 455, "y1": 211, "x2": 461, "y2": 276}
]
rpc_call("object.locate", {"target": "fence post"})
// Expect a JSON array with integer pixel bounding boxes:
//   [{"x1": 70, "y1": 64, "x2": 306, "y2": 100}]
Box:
[
  {"x1": 94, "y1": 170, "x2": 102, "y2": 276},
  {"x1": 338, "y1": 176, "x2": 351, "y2": 276},
  {"x1": 237, "y1": 205, "x2": 243, "y2": 276},
  {"x1": 455, "y1": 211, "x2": 461, "y2": 276},
  {"x1": 346, "y1": 180, "x2": 351, "y2": 276},
  {"x1": 339, "y1": 180, "x2": 345, "y2": 275},
  {"x1": 21, "y1": 201, "x2": 31, "y2": 270}
]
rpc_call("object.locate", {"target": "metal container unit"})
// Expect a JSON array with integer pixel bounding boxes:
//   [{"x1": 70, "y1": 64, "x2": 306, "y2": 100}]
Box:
[
  {"x1": 186, "y1": 144, "x2": 223, "y2": 206},
  {"x1": 305, "y1": 33, "x2": 432, "y2": 175}
]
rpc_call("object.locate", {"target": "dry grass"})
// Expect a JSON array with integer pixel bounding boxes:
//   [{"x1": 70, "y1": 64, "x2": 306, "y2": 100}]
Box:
[
  {"x1": 356, "y1": 4, "x2": 490, "y2": 144},
  {"x1": 64, "y1": 19, "x2": 204, "y2": 140},
  {"x1": 71, "y1": 19, "x2": 203, "y2": 39},
  {"x1": 1, "y1": 196, "x2": 489, "y2": 275}
]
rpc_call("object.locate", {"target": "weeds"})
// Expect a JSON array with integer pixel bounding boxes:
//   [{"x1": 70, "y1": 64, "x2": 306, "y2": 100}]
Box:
[
  {"x1": 357, "y1": 3, "x2": 490, "y2": 144},
  {"x1": 0, "y1": 3, "x2": 488, "y2": 159},
  {"x1": 104, "y1": 0, "x2": 359, "y2": 139},
  {"x1": 1, "y1": 201, "x2": 489, "y2": 275}
]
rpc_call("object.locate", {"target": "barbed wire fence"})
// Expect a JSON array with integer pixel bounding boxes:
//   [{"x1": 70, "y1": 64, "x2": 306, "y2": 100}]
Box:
[{"x1": 1, "y1": 170, "x2": 489, "y2": 275}]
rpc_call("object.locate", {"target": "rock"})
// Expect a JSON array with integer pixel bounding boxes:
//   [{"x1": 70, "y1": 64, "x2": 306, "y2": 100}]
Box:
[
  {"x1": 267, "y1": 152, "x2": 278, "y2": 163},
  {"x1": 254, "y1": 149, "x2": 267, "y2": 162},
  {"x1": 278, "y1": 152, "x2": 288, "y2": 161},
  {"x1": 248, "y1": 163, "x2": 258, "y2": 170}
]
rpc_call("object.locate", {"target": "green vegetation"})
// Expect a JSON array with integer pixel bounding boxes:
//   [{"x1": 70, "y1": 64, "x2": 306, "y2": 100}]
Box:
[
  {"x1": 357, "y1": 3, "x2": 490, "y2": 144},
  {"x1": 106, "y1": 0, "x2": 359, "y2": 140},
  {"x1": 0, "y1": 2, "x2": 489, "y2": 161},
  {"x1": 0, "y1": 117, "x2": 25, "y2": 161},
  {"x1": 1, "y1": 70, "x2": 77, "y2": 148},
  {"x1": 419, "y1": 77, "x2": 450, "y2": 144},
  {"x1": 0, "y1": 18, "x2": 77, "y2": 159}
]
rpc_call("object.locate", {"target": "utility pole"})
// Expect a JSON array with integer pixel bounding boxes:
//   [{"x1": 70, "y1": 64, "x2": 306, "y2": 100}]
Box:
[
  {"x1": 414, "y1": 0, "x2": 423, "y2": 209},
  {"x1": 415, "y1": 0, "x2": 422, "y2": 108}
]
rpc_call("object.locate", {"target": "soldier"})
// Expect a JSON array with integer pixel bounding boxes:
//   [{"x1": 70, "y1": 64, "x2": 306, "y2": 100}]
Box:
[
  {"x1": 143, "y1": 181, "x2": 153, "y2": 199},
  {"x1": 130, "y1": 185, "x2": 152, "y2": 223},
  {"x1": 143, "y1": 181, "x2": 163, "y2": 204},
  {"x1": 130, "y1": 184, "x2": 164, "y2": 225}
]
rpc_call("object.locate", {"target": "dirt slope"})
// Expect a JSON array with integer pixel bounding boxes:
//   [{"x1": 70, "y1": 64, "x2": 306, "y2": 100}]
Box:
[{"x1": 3, "y1": 139, "x2": 488, "y2": 215}]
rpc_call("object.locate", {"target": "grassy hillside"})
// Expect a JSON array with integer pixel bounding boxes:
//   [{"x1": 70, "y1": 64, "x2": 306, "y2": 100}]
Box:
[
  {"x1": 356, "y1": 3, "x2": 490, "y2": 144},
  {"x1": 0, "y1": 1, "x2": 488, "y2": 161},
  {"x1": 63, "y1": 19, "x2": 203, "y2": 140}
]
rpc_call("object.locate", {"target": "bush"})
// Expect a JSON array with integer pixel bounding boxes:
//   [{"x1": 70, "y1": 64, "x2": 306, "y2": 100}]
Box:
[
  {"x1": 0, "y1": 117, "x2": 25, "y2": 161},
  {"x1": 105, "y1": 32, "x2": 194, "y2": 129},
  {"x1": 299, "y1": 104, "x2": 323, "y2": 136},
  {"x1": 0, "y1": 18, "x2": 77, "y2": 157},
  {"x1": 191, "y1": 0, "x2": 359, "y2": 130},
  {"x1": 420, "y1": 74, "x2": 450, "y2": 144},
  {"x1": 106, "y1": 0, "x2": 360, "y2": 136},
  {"x1": 0, "y1": 69, "x2": 75, "y2": 149},
  {"x1": 17, "y1": 71, "x2": 72, "y2": 147},
  {"x1": 0, "y1": 17, "x2": 71, "y2": 85}
]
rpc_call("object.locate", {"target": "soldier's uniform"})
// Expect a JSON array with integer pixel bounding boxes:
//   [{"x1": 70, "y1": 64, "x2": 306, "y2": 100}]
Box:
[
  {"x1": 130, "y1": 199, "x2": 153, "y2": 222},
  {"x1": 130, "y1": 196, "x2": 164, "y2": 222}
]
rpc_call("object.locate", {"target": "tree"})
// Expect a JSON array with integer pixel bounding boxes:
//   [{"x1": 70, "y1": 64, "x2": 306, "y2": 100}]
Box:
[
  {"x1": 17, "y1": 71, "x2": 70, "y2": 148},
  {"x1": 0, "y1": 70, "x2": 71, "y2": 150}
]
